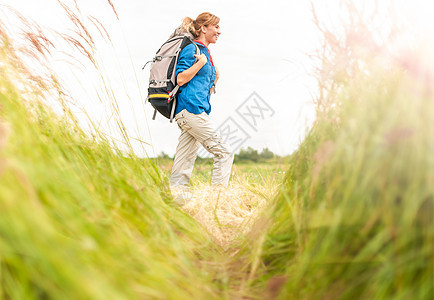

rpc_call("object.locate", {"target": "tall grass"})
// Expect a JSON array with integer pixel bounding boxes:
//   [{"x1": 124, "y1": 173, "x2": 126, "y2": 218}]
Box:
[
  {"x1": 244, "y1": 2, "x2": 434, "y2": 299},
  {"x1": 258, "y1": 66, "x2": 433, "y2": 300},
  {"x1": 0, "y1": 3, "x2": 224, "y2": 299},
  {"x1": 2, "y1": 1, "x2": 433, "y2": 299}
]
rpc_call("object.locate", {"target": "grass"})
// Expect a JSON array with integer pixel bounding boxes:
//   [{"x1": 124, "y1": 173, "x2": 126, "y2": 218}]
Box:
[
  {"x1": 246, "y1": 64, "x2": 434, "y2": 299},
  {"x1": 0, "y1": 5, "x2": 283, "y2": 298},
  {"x1": 1, "y1": 1, "x2": 433, "y2": 299},
  {"x1": 0, "y1": 55, "x2": 226, "y2": 300},
  {"x1": 156, "y1": 157, "x2": 288, "y2": 187},
  {"x1": 0, "y1": 6, "x2": 227, "y2": 299}
]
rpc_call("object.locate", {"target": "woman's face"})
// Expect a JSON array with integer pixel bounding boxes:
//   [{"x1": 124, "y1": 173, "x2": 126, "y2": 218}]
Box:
[{"x1": 203, "y1": 24, "x2": 221, "y2": 44}]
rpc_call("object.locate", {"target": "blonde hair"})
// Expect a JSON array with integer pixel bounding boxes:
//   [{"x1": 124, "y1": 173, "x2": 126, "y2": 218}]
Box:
[{"x1": 181, "y1": 12, "x2": 220, "y2": 38}]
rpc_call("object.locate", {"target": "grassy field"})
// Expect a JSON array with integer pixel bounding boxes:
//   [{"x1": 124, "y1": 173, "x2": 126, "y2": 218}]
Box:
[
  {"x1": 1, "y1": 1, "x2": 433, "y2": 299},
  {"x1": 241, "y1": 57, "x2": 434, "y2": 300},
  {"x1": 0, "y1": 12, "x2": 229, "y2": 298},
  {"x1": 0, "y1": 60, "x2": 221, "y2": 300},
  {"x1": 155, "y1": 157, "x2": 288, "y2": 187}
]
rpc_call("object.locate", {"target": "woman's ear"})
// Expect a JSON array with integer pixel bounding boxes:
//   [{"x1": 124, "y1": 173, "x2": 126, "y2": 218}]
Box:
[{"x1": 201, "y1": 25, "x2": 207, "y2": 34}]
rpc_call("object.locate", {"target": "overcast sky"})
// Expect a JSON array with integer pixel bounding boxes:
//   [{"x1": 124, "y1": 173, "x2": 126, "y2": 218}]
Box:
[{"x1": 1, "y1": 0, "x2": 433, "y2": 157}]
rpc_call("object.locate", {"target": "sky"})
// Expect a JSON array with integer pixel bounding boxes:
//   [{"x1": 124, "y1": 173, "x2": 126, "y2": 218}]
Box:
[{"x1": 1, "y1": 0, "x2": 433, "y2": 158}]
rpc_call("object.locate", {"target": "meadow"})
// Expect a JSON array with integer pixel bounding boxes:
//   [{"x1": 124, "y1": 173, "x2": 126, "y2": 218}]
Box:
[
  {"x1": 155, "y1": 157, "x2": 288, "y2": 186},
  {"x1": 1, "y1": 1, "x2": 433, "y2": 299}
]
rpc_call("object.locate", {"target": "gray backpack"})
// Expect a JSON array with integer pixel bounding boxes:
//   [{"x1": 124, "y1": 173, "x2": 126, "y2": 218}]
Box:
[{"x1": 143, "y1": 28, "x2": 199, "y2": 122}]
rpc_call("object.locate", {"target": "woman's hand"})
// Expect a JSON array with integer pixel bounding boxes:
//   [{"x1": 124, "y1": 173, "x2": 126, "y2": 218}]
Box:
[
  {"x1": 194, "y1": 54, "x2": 207, "y2": 66},
  {"x1": 177, "y1": 54, "x2": 207, "y2": 86}
]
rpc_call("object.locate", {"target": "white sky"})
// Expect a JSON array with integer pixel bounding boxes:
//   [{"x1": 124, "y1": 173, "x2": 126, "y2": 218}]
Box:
[{"x1": 1, "y1": 0, "x2": 433, "y2": 157}]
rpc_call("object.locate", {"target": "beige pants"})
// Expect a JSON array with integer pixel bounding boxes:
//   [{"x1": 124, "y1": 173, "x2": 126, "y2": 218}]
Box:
[{"x1": 170, "y1": 109, "x2": 234, "y2": 187}]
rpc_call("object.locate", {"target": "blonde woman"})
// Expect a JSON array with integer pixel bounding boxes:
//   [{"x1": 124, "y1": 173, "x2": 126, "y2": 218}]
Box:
[{"x1": 170, "y1": 12, "x2": 234, "y2": 197}]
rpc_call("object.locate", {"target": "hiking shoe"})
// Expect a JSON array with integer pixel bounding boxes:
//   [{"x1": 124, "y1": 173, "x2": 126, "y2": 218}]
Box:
[{"x1": 171, "y1": 186, "x2": 193, "y2": 206}]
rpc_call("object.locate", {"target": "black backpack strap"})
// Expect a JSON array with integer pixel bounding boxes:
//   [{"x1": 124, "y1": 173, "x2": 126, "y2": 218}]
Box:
[
  {"x1": 152, "y1": 108, "x2": 157, "y2": 120},
  {"x1": 193, "y1": 42, "x2": 200, "y2": 59}
]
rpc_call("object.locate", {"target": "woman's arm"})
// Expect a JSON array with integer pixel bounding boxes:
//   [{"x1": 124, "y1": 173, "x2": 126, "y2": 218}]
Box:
[{"x1": 177, "y1": 54, "x2": 207, "y2": 86}]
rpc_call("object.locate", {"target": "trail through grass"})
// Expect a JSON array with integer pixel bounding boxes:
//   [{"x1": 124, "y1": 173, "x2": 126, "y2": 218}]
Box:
[
  {"x1": 157, "y1": 158, "x2": 286, "y2": 248},
  {"x1": 1, "y1": 1, "x2": 432, "y2": 299}
]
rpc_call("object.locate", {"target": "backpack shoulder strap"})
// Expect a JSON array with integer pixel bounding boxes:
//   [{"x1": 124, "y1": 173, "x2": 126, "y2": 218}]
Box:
[{"x1": 193, "y1": 41, "x2": 200, "y2": 56}]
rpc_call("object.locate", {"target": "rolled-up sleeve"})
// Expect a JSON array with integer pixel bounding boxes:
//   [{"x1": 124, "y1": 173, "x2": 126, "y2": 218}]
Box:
[{"x1": 175, "y1": 44, "x2": 196, "y2": 77}]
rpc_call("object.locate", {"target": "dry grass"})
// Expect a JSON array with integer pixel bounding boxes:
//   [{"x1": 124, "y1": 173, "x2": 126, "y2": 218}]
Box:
[{"x1": 172, "y1": 184, "x2": 269, "y2": 249}]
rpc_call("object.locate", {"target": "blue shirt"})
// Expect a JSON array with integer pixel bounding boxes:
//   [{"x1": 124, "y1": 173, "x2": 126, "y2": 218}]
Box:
[{"x1": 175, "y1": 42, "x2": 216, "y2": 115}]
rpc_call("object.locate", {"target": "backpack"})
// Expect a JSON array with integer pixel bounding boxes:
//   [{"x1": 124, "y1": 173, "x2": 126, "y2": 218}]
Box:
[{"x1": 143, "y1": 28, "x2": 199, "y2": 122}]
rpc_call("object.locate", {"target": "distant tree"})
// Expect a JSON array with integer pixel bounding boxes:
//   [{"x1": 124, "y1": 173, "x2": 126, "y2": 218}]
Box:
[
  {"x1": 157, "y1": 151, "x2": 171, "y2": 159},
  {"x1": 237, "y1": 147, "x2": 259, "y2": 162},
  {"x1": 259, "y1": 147, "x2": 274, "y2": 160}
]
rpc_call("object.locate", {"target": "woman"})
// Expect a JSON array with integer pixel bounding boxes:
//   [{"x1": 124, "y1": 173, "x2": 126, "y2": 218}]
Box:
[{"x1": 170, "y1": 12, "x2": 234, "y2": 192}]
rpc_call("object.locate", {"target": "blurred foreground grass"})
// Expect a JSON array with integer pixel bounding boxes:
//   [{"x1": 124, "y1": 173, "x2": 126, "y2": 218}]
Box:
[{"x1": 249, "y1": 63, "x2": 434, "y2": 299}]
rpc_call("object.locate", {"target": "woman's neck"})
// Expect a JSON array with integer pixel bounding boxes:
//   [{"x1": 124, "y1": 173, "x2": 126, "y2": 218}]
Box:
[{"x1": 196, "y1": 36, "x2": 209, "y2": 47}]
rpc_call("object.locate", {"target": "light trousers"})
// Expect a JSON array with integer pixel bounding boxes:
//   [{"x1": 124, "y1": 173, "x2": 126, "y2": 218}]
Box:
[{"x1": 170, "y1": 109, "x2": 234, "y2": 187}]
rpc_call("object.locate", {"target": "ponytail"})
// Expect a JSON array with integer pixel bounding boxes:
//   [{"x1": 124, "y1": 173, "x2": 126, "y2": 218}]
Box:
[{"x1": 181, "y1": 17, "x2": 199, "y2": 37}]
